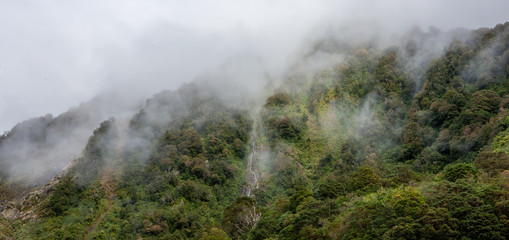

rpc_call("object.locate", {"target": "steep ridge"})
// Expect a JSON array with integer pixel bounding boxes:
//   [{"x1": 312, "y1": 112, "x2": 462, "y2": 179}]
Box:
[{"x1": 0, "y1": 93, "x2": 139, "y2": 203}]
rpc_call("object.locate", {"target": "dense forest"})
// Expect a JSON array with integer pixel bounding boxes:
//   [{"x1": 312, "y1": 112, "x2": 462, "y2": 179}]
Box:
[{"x1": 1, "y1": 22, "x2": 509, "y2": 239}]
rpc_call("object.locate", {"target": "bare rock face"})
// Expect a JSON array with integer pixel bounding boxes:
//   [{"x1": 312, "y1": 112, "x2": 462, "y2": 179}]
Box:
[
  {"x1": 0, "y1": 158, "x2": 76, "y2": 221},
  {"x1": 1, "y1": 208, "x2": 20, "y2": 220},
  {"x1": 2, "y1": 192, "x2": 41, "y2": 221},
  {"x1": 1, "y1": 178, "x2": 55, "y2": 221}
]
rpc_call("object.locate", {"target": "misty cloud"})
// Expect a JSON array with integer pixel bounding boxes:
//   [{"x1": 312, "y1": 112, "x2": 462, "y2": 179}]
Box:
[
  {"x1": 0, "y1": 92, "x2": 140, "y2": 185},
  {"x1": 1, "y1": 1, "x2": 508, "y2": 132}
]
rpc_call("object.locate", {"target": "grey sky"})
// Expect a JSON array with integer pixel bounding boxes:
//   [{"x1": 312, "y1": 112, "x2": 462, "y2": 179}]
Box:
[{"x1": 1, "y1": 0, "x2": 508, "y2": 132}]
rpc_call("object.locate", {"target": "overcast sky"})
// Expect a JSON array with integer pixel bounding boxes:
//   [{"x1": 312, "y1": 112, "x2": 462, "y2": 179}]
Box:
[{"x1": 1, "y1": 0, "x2": 508, "y2": 132}]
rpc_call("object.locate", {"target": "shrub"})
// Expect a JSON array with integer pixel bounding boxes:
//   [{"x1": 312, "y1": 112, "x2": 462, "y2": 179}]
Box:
[
  {"x1": 442, "y1": 163, "x2": 477, "y2": 182},
  {"x1": 222, "y1": 197, "x2": 261, "y2": 239},
  {"x1": 314, "y1": 175, "x2": 345, "y2": 199},
  {"x1": 177, "y1": 180, "x2": 209, "y2": 202},
  {"x1": 200, "y1": 227, "x2": 231, "y2": 240},
  {"x1": 265, "y1": 92, "x2": 291, "y2": 107},
  {"x1": 351, "y1": 165, "x2": 381, "y2": 192},
  {"x1": 474, "y1": 151, "x2": 509, "y2": 176}
]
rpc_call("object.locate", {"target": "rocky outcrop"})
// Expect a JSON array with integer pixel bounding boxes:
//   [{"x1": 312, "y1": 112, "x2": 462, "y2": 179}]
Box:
[{"x1": 0, "y1": 157, "x2": 77, "y2": 221}]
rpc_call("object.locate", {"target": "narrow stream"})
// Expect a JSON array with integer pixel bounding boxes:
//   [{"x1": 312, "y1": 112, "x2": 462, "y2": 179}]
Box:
[{"x1": 243, "y1": 128, "x2": 259, "y2": 197}]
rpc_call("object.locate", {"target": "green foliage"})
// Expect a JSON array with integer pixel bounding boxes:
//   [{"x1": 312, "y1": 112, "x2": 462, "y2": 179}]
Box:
[
  {"x1": 287, "y1": 188, "x2": 312, "y2": 213},
  {"x1": 492, "y1": 120, "x2": 509, "y2": 154},
  {"x1": 276, "y1": 117, "x2": 301, "y2": 141},
  {"x1": 177, "y1": 129, "x2": 204, "y2": 157},
  {"x1": 475, "y1": 151, "x2": 509, "y2": 176},
  {"x1": 245, "y1": 24, "x2": 509, "y2": 239},
  {"x1": 375, "y1": 48, "x2": 414, "y2": 100},
  {"x1": 200, "y1": 227, "x2": 231, "y2": 240},
  {"x1": 381, "y1": 207, "x2": 460, "y2": 240},
  {"x1": 313, "y1": 174, "x2": 345, "y2": 199},
  {"x1": 280, "y1": 198, "x2": 339, "y2": 240},
  {"x1": 389, "y1": 187, "x2": 426, "y2": 218},
  {"x1": 8, "y1": 22, "x2": 509, "y2": 240},
  {"x1": 222, "y1": 197, "x2": 261, "y2": 239},
  {"x1": 265, "y1": 92, "x2": 292, "y2": 107},
  {"x1": 75, "y1": 119, "x2": 118, "y2": 187},
  {"x1": 177, "y1": 180, "x2": 210, "y2": 202},
  {"x1": 402, "y1": 121, "x2": 425, "y2": 160},
  {"x1": 42, "y1": 176, "x2": 79, "y2": 217},
  {"x1": 327, "y1": 186, "x2": 464, "y2": 240},
  {"x1": 471, "y1": 90, "x2": 501, "y2": 113},
  {"x1": 351, "y1": 165, "x2": 381, "y2": 192},
  {"x1": 248, "y1": 199, "x2": 288, "y2": 240},
  {"x1": 264, "y1": 115, "x2": 303, "y2": 142},
  {"x1": 442, "y1": 163, "x2": 477, "y2": 182},
  {"x1": 423, "y1": 179, "x2": 508, "y2": 239}
]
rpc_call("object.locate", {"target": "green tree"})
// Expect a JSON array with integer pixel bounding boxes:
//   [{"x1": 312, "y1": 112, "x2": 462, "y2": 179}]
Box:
[
  {"x1": 442, "y1": 163, "x2": 477, "y2": 182},
  {"x1": 223, "y1": 197, "x2": 261, "y2": 240},
  {"x1": 351, "y1": 165, "x2": 380, "y2": 192},
  {"x1": 200, "y1": 227, "x2": 231, "y2": 240}
]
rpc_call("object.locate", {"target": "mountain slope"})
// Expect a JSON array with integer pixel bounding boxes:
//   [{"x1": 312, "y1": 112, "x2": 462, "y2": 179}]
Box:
[{"x1": 1, "y1": 22, "x2": 509, "y2": 239}]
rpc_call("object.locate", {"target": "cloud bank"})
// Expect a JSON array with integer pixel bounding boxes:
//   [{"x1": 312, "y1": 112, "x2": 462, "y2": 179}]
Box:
[{"x1": 0, "y1": 0, "x2": 508, "y2": 132}]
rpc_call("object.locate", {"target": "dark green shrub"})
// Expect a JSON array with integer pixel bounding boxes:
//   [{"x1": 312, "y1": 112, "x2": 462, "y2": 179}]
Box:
[
  {"x1": 442, "y1": 163, "x2": 477, "y2": 182},
  {"x1": 265, "y1": 92, "x2": 292, "y2": 107},
  {"x1": 351, "y1": 165, "x2": 381, "y2": 192}
]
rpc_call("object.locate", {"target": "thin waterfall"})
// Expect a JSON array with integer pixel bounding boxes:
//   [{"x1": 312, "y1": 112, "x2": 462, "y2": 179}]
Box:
[{"x1": 242, "y1": 126, "x2": 259, "y2": 197}]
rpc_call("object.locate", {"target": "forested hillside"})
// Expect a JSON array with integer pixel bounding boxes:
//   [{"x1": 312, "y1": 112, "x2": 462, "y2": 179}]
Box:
[
  {"x1": 248, "y1": 22, "x2": 509, "y2": 240},
  {"x1": 1, "y1": 22, "x2": 509, "y2": 239}
]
